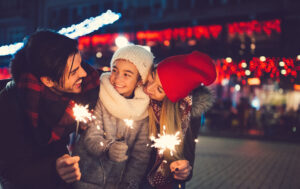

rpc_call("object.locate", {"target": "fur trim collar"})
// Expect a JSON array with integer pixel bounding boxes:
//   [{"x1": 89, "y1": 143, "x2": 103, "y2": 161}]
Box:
[
  {"x1": 191, "y1": 86, "x2": 215, "y2": 118},
  {"x1": 99, "y1": 73, "x2": 149, "y2": 120}
]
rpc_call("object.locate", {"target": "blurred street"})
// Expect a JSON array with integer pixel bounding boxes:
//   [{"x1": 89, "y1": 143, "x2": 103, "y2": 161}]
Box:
[{"x1": 187, "y1": 136, "x2": 300, "y2": 189}]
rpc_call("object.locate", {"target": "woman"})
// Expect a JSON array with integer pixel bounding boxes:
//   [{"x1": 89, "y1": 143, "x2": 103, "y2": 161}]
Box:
[{"x1": 142, "y1": 51, "x2": 217, "y2": 189}]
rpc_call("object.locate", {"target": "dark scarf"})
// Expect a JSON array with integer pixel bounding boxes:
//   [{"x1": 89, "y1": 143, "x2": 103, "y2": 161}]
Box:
[{"x1": 16, "y1": 63, "x2": 99, "y2": 145}]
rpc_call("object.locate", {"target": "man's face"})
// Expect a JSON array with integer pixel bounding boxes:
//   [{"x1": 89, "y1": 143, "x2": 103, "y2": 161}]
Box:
[{"x1": 53, "y1": 52, "x2": 87, "y2": 94}]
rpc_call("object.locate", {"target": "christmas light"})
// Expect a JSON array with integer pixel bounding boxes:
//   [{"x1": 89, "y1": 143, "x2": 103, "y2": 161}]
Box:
[
  {"x1": 241, "y1": 62, "x2": 247, "y2": 68},
  {"x1": 115, "y1": 35, "x2": 129, "y2": 48},
  {"x1": 235, "y1": 84, "x2": 241, "y2": 91},
  {"x1": 0, "y1": 42, "x2": 24, "y2": 56},
  {"x1": 279, "y1": 61, "x2": 285, "y2": 67},
  {"x1": 0, "y1": 10, "x2": 121, "y2": 56},
  {"x1": 260, "y1": 56, "x2": 266, "y2": 61},
  {"x1": 96, "y1": 52, "x2": 103, "y2": 58},
  {"x1": 58, "y1": 10, "x2": 121, "y2": 39},
  {"x1": 226, "y1": 57, "x2": 232, "y2": 63}
]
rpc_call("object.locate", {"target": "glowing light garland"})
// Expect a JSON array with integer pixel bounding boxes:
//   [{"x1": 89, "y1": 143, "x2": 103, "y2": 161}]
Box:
[
  {"x1": 58, "y1": 10, "x2": 121, "y2": 39},
  {"x1": 0, "y1": 10, "x2": 121, "y2": 56},
  {"x1": 0, "y1": 42, "x2": 24, "y2": 56}
]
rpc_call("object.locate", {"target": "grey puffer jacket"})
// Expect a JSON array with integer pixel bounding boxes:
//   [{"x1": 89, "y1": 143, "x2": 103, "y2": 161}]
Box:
[{"x1": 73, "y1": 74, "x2": 151, "y2": 189}]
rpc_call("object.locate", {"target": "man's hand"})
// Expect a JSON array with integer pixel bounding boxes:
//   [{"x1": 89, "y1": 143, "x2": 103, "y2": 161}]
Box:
[
  {"x1": 56, "y1": 154, "x2": 81, "y2": 183},
  {"x1": 108, "y1": 141, "x2": 128, "y2": 162},
  {"x1": 170, "y1": 160, "x2": 192, "y2": 180}
]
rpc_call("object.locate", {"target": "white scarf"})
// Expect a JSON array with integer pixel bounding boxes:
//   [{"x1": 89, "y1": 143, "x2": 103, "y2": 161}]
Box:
[{"x1": 99, "y1": 73, "x2": 149, "y2": 121}]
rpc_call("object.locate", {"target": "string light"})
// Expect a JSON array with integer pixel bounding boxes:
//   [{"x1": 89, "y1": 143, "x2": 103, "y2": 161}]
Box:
[
  {"x1": 260, "y1": 56, "x2": 266, "y2": 61},
  {"x1": 226, "y1": 57, "x2": 232, "y2": 63},
  {"x1": 241, "y1": 62, "x2": 247, "y2": 68},
  {"x1": 0, "y1": 10, "x2": 121, "y2": 56},
  {"x1": 58, "y1": 10, "x2": 121, "y2": 39}
]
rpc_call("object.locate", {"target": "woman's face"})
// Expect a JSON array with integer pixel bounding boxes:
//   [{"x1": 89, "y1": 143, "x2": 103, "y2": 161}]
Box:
[{"x1": 143, "y1": 69, "x2": 166, "y2": 101}]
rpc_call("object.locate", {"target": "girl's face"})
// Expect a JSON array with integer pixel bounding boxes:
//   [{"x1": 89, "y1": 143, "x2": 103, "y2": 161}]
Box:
[
  {"x1": 110, "y1": 59, "x2": 141, "y2": 98},
  {"x1": 143, "y1": 69, "x2": 166, "y2": 101}
]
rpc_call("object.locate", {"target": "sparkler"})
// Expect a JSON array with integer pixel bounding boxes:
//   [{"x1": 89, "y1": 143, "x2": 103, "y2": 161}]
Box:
[
  {"x1": 150, "y1": 125, "x2": 181, "y2": 156},
  {"x1": 73, "y1": 103, "x2": 95, "y2": 137},
  {"x1": 117, "y1": 119, "x2": 134, "y2": 141},
  {"x1": 123, "y1": 119, "x2": 134, "y2": 129}
]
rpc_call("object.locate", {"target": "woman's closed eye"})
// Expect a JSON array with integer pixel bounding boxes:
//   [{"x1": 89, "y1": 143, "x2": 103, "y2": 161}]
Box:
[{"x1": 157, "y1": 87, "x2": 163, "y2": 93}]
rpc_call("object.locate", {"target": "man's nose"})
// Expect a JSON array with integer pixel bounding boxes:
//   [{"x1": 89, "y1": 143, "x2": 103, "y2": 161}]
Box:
[{"x1": 79, "y1": 66, "x2": 87, "y2": 78}]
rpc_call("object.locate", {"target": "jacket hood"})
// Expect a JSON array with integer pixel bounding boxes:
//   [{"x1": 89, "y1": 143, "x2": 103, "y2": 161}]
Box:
[{"x1": 191, "y1": 86, "x2": 215, "y2": 118}]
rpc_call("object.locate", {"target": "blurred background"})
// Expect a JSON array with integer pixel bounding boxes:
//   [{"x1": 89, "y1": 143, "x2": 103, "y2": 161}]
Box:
[{"x1": 0, "y1": 0, "x2": 300, "y2": 142}]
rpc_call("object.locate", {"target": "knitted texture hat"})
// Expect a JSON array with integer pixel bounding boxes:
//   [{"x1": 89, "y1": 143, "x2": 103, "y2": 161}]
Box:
[
  {"x1": 110, "y1": 45, "x2": 154, "y2": 84},
  {"x1": 157, "y1": 51, "x2": 216, "y2": 102}
]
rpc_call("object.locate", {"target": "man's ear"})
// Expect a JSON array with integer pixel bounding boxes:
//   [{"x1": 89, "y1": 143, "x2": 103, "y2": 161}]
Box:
[{"x1": 40, "y1": 76, "x2": 55, "y2": 88}]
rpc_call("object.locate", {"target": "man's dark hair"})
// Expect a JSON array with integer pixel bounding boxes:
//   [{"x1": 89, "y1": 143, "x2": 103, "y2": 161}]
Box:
[{"x1": 10, "y1": 29, "x2": 78, "y2": 83}]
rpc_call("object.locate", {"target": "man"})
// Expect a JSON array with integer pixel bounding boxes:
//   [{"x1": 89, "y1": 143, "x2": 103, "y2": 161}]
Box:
[{"x1": 0, "y1": 30, "x2": 99, "y2": 189}]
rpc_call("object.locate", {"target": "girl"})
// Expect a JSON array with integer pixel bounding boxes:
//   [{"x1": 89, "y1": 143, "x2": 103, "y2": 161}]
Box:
[
  {"x1": 142, "y1": 51, "x2": 217, "y2": 189},
  {"x1": 74, "y1": 45, "x2": 154, "y2": 189}
]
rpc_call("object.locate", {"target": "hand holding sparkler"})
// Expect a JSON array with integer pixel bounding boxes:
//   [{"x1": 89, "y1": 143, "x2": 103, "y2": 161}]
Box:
[
  {"x1": 150, "y1": 125, "x2": 181, "y2": 156},
  {"x1": 108, "y1": 141, "x2": 128, "y2": 162},
  {"x1": 170, "y1": 160, "x2": 192, "y2": 180}
]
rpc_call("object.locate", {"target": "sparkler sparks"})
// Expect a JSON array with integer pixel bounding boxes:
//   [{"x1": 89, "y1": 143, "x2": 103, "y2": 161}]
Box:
[
  {"x1": 73, "y1": 103, "x2": 95, "y2": 136},
  {"x1": 150, "y1": 125, "x2": 181, "y2": 156},
  {"x1": 73, "y1": 104, "x2": 95, "y2": 123},
  {"x1": 123, "y1": 119, "x2": 134, "y2": 129}
]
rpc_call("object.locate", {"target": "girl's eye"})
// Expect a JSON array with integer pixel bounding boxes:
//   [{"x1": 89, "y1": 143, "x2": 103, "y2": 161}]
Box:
[
  {"x1": 124, "y1": 73, "x2": 131, "y2": 77},
  {"x1": 112, "y1": 69, "x2": 117, "y2": 72}
]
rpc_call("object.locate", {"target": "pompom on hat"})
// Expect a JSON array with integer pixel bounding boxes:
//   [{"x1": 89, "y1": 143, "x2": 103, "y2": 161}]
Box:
[
  {"x1": 157, "y1": 51, "x2": 217, "y2": 102},
  {"x1": 111, "y1": 45, "x2": 154, "y2": 84}
]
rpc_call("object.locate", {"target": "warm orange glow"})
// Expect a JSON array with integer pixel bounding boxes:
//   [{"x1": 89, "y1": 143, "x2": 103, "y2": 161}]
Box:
[
  {"x1": 101, "y1": 66, "x2": 111, "y2": 72},
  {"x1": 294, "y1": 84, "x2": 300, "y2": 91},
  {"x1": 163, "y1": 40, "x2": 170, "y2": 46},
  {"x1": 248, "y1": 78, "x2": 261, "y2": 85},
  {"x1": 248, "y1": 129, "x2": 263, "y2": 136}
]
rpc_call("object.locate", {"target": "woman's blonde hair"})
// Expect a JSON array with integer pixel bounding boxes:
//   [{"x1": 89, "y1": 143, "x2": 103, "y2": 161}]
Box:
[{"x1": 148, "y1": 97, "x2": 184, "y2": 162}]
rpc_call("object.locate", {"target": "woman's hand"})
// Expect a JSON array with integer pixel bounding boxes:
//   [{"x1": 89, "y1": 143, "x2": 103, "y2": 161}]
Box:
[{"x1": 170, "y1": 160, "x2": 192, "y2": 180}]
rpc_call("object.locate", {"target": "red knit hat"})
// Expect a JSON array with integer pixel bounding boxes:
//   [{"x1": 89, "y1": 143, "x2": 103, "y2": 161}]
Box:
[{"x1": 157, "y1": 51, "x2": 216, "y2": 102}]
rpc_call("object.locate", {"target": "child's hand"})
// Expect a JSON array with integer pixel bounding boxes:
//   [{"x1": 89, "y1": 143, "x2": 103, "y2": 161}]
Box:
[{"x1": 108, "y1": 141, "x2": 128, "y2": 162}]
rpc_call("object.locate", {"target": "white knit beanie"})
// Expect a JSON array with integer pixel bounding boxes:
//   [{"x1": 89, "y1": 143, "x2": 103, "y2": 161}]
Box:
[{"x1": 110, "y1": 45, "x2": 154, "y2": 84}]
